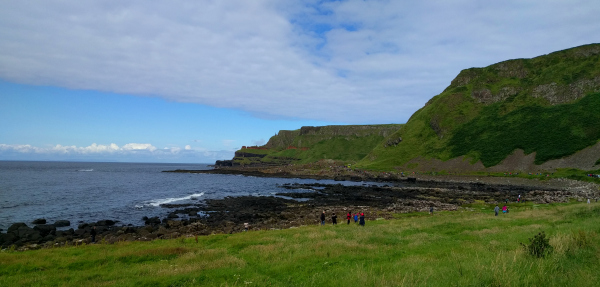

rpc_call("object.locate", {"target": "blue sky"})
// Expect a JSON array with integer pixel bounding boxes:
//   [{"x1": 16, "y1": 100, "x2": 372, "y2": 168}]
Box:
[{"x1": 1, "y1": 0, "x2": 599, "y2": 163}]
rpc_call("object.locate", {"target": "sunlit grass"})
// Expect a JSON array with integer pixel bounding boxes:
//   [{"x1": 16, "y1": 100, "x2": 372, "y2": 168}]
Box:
[{"x1": 1, "y1": 202, "x2": 599, "y2": 286}]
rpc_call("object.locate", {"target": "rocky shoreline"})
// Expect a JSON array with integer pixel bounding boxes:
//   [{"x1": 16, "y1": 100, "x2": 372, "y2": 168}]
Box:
[{"x1": 2, "y1": 167, "x2": 598, "y2": 251}]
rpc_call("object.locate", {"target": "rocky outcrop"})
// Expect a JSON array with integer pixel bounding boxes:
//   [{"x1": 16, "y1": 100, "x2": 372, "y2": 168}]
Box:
[
  {"x1": 263, "y1": 124, "x2": 402, "y2": 149},
  {"x1": 531, "y1": 77, "x2": 600, "y2": 104},
  {"x1": 31, "y1": 218, "x2": 46, "y2": 225}
]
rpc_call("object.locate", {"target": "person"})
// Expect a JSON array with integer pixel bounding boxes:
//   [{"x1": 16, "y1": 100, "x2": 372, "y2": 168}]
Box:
[
  {"x1": 359, "y1": 212, "x2": 365, "y2": 226},
  {"x1": 494, "y1": 205, "x2": 499, "y2": 216},
  {"x1": 332, "y1": 213, "x2": 337, "y2": 225},
  {"x1": 518, "y1": 194, "x2": 521, "y2": 203},
  {"x1": 347, "y1": 212, "x2": 351, "y2": 224},
  {"x1": 588, "y1": 198, "x2": 591, "y2": 204},
  {"x1": 429, "y1": 206, "x2": 434, "y2": 215},
  {"x1": 353, "y1": 213, "x2": 359, "y2": 223},
  {"x1": 90, "y1": 226, "x2": 97, "y2": 243},
  {"x1": 244, "y1": 222, "x2": 249, "y2": 232},
  {"x1": 502, "y1": 205, "x2": 507, "y2": 214},
  {"x1": 320, "y1": 211, "x2": 326, "y2": 225}
]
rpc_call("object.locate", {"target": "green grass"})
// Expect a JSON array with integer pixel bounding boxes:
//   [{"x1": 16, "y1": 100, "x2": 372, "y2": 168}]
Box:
[
  {"x1": 2, "y1": 202, "x2": 599, "y2": 286},
  {"x1": 233, "y1": 125, "x2": 402, "y2": 166},
  {"x1": 449, "y1": 93, "x2": 600, "y2": 166}
]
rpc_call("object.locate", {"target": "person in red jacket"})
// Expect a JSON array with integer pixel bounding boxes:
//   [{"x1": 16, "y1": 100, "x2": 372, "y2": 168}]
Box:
[{"x1": 347, "y1": 212, "x2": 351, "y2": 224}]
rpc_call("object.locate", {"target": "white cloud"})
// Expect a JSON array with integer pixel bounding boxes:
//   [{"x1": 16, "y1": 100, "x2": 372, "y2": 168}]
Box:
[
  {"x1": 0, "y1": 143, "x2": 234, "y2": 163},
  {"x1": 0, "y1": 1, "x2": 599, "y2": 124},
  {"x1": 121, "y1": 143, "x2": 157, "y2": 152}
]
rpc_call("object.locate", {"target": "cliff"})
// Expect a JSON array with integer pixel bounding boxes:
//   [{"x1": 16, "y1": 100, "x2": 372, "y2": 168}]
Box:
[
  {"x1": 218, "y1": 44, "x2": 600, "y2": 173},
  {"x1": 359, "y1": 43, "x2": 600, "y2": 171},
  {"x1": 220, "y1": 124, "x2": 402, "y2": 167}
]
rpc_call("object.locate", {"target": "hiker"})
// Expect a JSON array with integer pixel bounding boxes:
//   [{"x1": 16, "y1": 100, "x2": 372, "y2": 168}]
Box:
[
  {"x1": 347, "y1": 212, "x2": 351, "y2": 224},
  {"x1": 353, "y1": 213, "x2": 359, "y2": 223},
  {"x1": 90, "y1": 226, "x2": 97, "y2": 243},
  {"x1": 244, "y1": 223, "x2": 249, "y2": 231},
  {"x1": 332, "y1": 213, "x2": 337, "y2": 225},
  {"x1": 494, "y1": 205, "x2": 499, "y2": 216},
  {"x1": 518, "y1": 194, "x2": 521, "y2": 203},
  {"x1": 320, "y1": 211, "x2": 326, "y2": 225},
  {"x1": 359, "y1": 212, "x2": 365, "y2": 226},
  {"x1": 502, "y1": 205, "x2": 507, "y2": 214},
  {"x1": 429, "y1": 206, "x2": 434, "y2": 215}
]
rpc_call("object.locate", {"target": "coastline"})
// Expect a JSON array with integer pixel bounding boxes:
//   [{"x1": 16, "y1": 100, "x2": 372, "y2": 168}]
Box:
[{"x1": 3, "y1": 166, "x2": 598, "y2": 251}]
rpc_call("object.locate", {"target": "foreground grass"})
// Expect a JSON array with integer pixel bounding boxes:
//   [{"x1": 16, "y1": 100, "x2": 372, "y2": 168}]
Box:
[{"x1": 1, "y1": 202, "x2": 599, "y2": 286}]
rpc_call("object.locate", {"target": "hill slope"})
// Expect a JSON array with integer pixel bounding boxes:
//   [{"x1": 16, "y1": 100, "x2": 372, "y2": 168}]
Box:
[
  {"x1": 222, "y1": 124, "x2": 402, "y2": 167},
  {"x1": 357, "y1": 43, "x2": 600, "y2": 171},
  {"x1": 218, "y1": 44, "x2": 600, "y2": 173}
]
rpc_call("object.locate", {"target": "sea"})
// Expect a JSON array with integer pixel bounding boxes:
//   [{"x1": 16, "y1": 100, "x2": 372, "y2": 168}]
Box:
[{"x1": 0, "y1": 161, "x2": 373, "y2": 231}]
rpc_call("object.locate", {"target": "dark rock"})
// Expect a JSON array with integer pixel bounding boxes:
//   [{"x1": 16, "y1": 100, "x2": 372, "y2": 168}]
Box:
[
  {"x1": 96, "y1": 220, "x2": 116, "y2": 226},
  {"x1": 42, "y1": 234, "x2": 55, "y2": 242},
  {"x1": 2, "y1": 233, "x2": 17, "y2": 246},
  {"x1": 16, "y1": 226, "x2": 42, "y2": 243},
  {"x1": 33, "y1": 224, "x2": 56, "y2": 237},
  {"x1": 78, "y1": 223, "x2": 90, "y2": 230},
  {"x1": 121, "y1": 227, "x2": 136, "y2": 234},
  {"x1": 167, "y1": 213, "x2": 179, "y2": 219},
  {"x1": 53, "y1": 220, "x2": 71, "y2": 227},
  {"x1": 7, "y1": 223, "x2": 28, "y2": 234},
  {"x1": 32, "y1": 218, "x2": 47, "y2": 225},
  {"x1": 144, "y1": 216, "x2": 161, "y2": 225}
]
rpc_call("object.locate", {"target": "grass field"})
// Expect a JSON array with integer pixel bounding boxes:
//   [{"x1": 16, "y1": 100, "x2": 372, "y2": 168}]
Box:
[{"x1": 1, "y1": 201, "x2": 599, "y2": 286}]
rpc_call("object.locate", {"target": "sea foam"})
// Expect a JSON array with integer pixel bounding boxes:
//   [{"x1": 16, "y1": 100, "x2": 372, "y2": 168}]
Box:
[{"x1": 139, "y1": 192, "x2": 205, "y2": 208}]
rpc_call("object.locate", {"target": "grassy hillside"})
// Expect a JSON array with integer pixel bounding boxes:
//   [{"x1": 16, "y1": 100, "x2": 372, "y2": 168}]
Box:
[
  {"x1": 359, "y1": 43, "x2": 600, "y2": 170},
  {"x1": 1, "y1": 202, "x2": 599, "y2": 286},
  {"x1": 232, "y1": 124, "x2": 402, "y2": 166}
]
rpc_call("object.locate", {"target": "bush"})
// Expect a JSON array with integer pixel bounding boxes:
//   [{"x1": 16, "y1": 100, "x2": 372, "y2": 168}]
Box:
[{"x1": 521, "y1": 231, "x2": 553, "y2": 258}]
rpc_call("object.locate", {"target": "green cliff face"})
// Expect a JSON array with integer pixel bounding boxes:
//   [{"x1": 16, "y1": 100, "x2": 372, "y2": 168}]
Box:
[
  {"x1": 231, "y1": 125, "x2": 402, "y2": 166},
  {"x1": 228, "y1": 44, "x2": 600, "y2": 172},
  {"x1": 358, "y1": 43, "x2": 600, "y2": 170}
]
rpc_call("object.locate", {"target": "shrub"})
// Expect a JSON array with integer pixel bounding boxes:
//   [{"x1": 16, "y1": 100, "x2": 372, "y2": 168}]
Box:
[{"x1": 521, "y1": 231, "x2": 553, "y2": 258}]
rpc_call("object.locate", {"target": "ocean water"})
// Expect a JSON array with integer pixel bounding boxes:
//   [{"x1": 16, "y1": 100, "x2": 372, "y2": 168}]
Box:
[{"x1": 0, "y1": 161, "x2": 371, "y2": 230}]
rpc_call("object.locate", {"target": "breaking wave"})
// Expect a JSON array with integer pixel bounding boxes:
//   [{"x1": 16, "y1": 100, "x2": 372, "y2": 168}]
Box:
[{"x1": 137, "y1": 192, "x2": 205, "y2": 208}]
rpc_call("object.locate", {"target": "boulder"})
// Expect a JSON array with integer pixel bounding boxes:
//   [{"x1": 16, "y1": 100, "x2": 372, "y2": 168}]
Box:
[
  {"x1": 121, "y1": 226, "x2": 136, "y2": 234},
  {"x1": 32, "y1": 218, "x2": 47, "y2": 225},
  {"x1": 7, "y1": 223, "x2": 28, "y2": 234},
  {"x1": 34, "y1": 224, "x2": 57, "y2": 237},
  {"x1": 16, "y1": 226, "x2": 42, "y2": 243},
  {"x1": 1, "y1": 233, "x2": 18, "y2": 246},
  {"x1": 96, "y1": 220, "x2": 116, "y2": 226},
  {"x1": 166, "y1": 220, "x2": 183, "y2": 228},
  {"x1": 53, "y1": 220, "x2": 71, "y2": 227},
  {"x1": 144, "y1": 216, "x2": 161, "y2": 225}
]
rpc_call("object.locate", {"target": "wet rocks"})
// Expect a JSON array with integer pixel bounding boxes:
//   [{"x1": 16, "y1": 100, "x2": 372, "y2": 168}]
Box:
[
  {"x1": 53, "y1": 220, "x2": 71, "y2": 227},
  {"x1": 32, "y1": 218, "x2": 46, "y2": 225}
]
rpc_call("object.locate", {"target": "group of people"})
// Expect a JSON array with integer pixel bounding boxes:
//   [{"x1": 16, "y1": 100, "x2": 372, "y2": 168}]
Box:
[
  {"x1": 494, "y1": 204, "x2": 510, "y2": 216},
  {"x1": 321, "y1": 211, "x2": 365, "y2": 226}
]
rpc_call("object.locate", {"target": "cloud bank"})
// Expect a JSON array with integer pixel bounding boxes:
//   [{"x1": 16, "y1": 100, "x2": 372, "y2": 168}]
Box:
[
  {"x1": 0, "y1": 1, "x2": 599, "y2": 124},
  {"x1": 0, "y1": 143, "x2": 232, "y2": 163}
]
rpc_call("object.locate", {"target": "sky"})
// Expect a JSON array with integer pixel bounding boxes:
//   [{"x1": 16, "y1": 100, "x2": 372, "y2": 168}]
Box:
[{"x1": 1, "y1": 0, "x2": 599, "y2": 163}]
